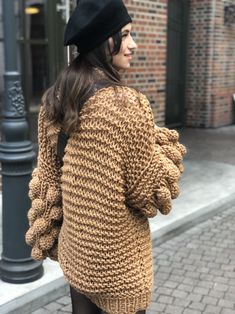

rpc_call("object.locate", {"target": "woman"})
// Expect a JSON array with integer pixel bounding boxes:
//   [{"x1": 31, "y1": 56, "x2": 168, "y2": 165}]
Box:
[{"x1": 26, "y1": 1, "x2": 186, "y2": 313}]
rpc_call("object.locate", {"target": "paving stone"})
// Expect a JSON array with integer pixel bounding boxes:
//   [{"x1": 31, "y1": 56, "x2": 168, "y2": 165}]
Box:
[
  {"x1": 31, "y1": 309, "x2": 50, "y2": 314},
  {"x1": 183, "y1": 309, "x2": 202, "y2": 314},
  {"x1": 221, "y1": 265, "x2": 235, "y2": 271},
  {"x1": 189, "y1": 302, "x2": 206, "y2": 311},
  {"x1": 210, "y1": 269, "x2": 225, "y2": 276},
  {"x1": 168, "y1": 274, "x2": 184, "y2": 283},
  {"x1": 208, "y1": 289, "x2": 225, "y2": 299},
  {"x1": 224, "y1": 271, "x2": 235, "y2": 279},
  {"x1": 163, "y1": 280, "x2": 178, "y2": 289},
  {"x1": 213, "y1": 282, "x2": 229, "y2": 292},
  {"x1": 183, "y1": 264, "x2": 197, "y2": 272},
  {"x1": 224, "y1": 293, "x2": 235, "y2": 302},
  {"x1": 165, "y1": 304, "x2": 184, "y2": 314},
  {"x1": 155, "y1": 272, "x2": 169, "y2": 280},
  {"x1": 178, "y1": 283, "x2": 194, "y2": 292},
  {"x1": 197, "y1": 280, "x2": 214, "y2": 289},
  {"x1": 186, "y1": 293, "x2": 203, "y2": 303},
  {"x1": 157, "y1": 259, "x2": 171, "y2": 266},
  {"x1": 214, "y1": 276, "x2": 229, "y2": 284},
  {"x1": 156, "y1": 287, "x2": 173, "y2": 296},
  {"x1": 56, "y1": 296, "x2": 71, "y2": 305},
  {"x1": 197, "y1": 266, "x2": 210, "y2": 274},
  {"x1": 172, "y1": 268, "x2": 186, "y2": 276},
  {"x1": 193, "y1": 286, "x2": 210, "y2": 295},
  {"x1": 158, "y1": 266, "x2": 172, "y2": 274},
  {"x1": 218, "y1": 299, "x2": 235, "y2": 309},
  {"x1": 228, "y1": 285, "x2": 235, "y2": 293},
  {"x1": 221, "y1": 309, "x2": 235, "y2": 314},
  {"x1": 173, "y1": 297, "x2": 191, "y2": 307},
  {"x1": 157, "y1": 295, "x2": 173, "y2": 305},
  {"x1": 202, "y1": 295, "x2": 218, "y2": 306},
  {"x1": 186, "y1": 271, "x2": 201, "y2": 279},
  {"x1": 147, "y1": 302, "x2": 166, "y2": 312},
  {"x1": 204, "y1": 304, "x2": 222, "y2": 313},
  {"x1": 199, "y1": 273, "x2": 214, "y2": 282},
  {"x1": 44, "y1": 301, "x2": 62, "y2": 311},
  {"x1": 183, "y1": 278, "x2": 199, "y2": 286},
  {"x1": 172, "y1": 289, "x2": 188, "y2": 299},
  {"x1": 34, "y1": 207, "x2": 235, "y2": 314},
  {"x1": 60, "y1": 304, "x2": 72, "y2": 312}
]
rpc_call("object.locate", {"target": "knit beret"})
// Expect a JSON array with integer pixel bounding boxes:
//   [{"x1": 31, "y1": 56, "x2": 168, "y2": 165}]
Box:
[{"x1": 64, "y1": 0, "x2": 132, "y2": 54}]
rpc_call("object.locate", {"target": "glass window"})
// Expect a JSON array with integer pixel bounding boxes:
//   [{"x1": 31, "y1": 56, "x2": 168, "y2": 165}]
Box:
[{"x1": 24, "y1": 0, "x2": 46, "y2": 40}]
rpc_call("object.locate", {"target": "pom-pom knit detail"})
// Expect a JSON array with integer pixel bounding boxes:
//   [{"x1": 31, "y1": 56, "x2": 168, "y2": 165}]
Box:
[{"x1": 26, "y1": 107, "x2": 63, "y2": 261}]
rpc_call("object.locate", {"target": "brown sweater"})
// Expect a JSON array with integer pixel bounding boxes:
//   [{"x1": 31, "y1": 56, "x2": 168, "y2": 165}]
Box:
[{"x1": 26, "y1": 86, "x2": 186, "y2": 314}]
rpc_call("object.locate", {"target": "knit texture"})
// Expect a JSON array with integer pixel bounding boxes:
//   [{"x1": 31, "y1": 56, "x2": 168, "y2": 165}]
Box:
[
  {"x1": 25, "y1": 109, "x2": 63, "y2": 261},
  {"x1": 26, "y1": 86, "x2": 186, "y2": 314}
]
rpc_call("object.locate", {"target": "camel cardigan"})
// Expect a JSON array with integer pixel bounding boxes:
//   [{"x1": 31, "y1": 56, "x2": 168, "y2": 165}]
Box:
[{"x1": 26, "y1": 86, "x2": 186, "y2": 314}]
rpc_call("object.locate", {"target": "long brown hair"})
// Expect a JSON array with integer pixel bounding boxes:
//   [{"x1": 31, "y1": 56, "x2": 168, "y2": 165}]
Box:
[{"x1": 43, "y1": 31, "x2": 123, "y2": 134}]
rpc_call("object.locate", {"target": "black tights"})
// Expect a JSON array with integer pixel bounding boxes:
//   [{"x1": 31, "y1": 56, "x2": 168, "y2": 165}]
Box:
[{"x1": 70, "y1": 286, "x2": 146, "y2": 314}]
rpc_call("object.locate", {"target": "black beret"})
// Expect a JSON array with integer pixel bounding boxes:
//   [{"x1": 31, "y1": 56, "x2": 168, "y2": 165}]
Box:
[{"x1": 64, "y1": 0, "x2": 132, "y2": 54}]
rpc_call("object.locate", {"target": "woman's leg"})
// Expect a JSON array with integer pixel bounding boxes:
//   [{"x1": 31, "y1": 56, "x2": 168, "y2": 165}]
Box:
[
  {"x1": 70, "y1": 285, "x2": 102, "y2": 314},
  {"x1": 70, "y1": 285, "x2": 146, "y2": 314}
]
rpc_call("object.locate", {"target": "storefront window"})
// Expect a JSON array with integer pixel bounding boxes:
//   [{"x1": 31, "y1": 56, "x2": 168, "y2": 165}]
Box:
[{"x1": 20, "y1": 0, "x2": 49, "y2": 111}]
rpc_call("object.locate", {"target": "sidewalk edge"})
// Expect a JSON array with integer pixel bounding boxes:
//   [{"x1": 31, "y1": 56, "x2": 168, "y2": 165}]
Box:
[
  {"x1": 1, "y1": 278, "x2": 69, "y2": 314},
  {"x1": 152, "y1": 193, "x2": 235, "y2": 246}
]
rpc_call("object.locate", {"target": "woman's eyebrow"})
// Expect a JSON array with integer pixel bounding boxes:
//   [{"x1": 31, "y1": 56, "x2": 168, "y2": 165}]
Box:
[{"x1": 122, "y1": 29, "x2": 130, "y2": 34}]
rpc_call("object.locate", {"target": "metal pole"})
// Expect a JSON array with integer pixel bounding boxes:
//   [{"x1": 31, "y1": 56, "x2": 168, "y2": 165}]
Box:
[{"x1": 0, "y1": 0, "x2": 43, "y2": 283}]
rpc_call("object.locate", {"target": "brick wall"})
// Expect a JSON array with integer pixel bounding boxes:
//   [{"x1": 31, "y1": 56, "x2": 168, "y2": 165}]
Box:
[
  {"x1": 1, "y1": 0, "x2": 234, "y2": 128},
  {"x1": 186, "y1": 0, "x2": 235, "y2": 127},
  {"x1": 123, "y1": 0, "x2": 168, "y2": 126}
]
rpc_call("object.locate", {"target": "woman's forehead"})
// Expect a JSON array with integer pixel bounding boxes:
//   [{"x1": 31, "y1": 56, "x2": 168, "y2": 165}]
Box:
[{"x1": 122, "y1": 23, "x2": 132, "y2": 32}]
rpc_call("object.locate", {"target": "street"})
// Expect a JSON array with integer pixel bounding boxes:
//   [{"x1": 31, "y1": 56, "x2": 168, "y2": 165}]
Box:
[{"x1": 31, "y1": 205, "x2": 235, "y2": 314}]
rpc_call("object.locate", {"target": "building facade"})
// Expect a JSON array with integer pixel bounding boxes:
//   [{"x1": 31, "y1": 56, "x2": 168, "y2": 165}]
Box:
[{"x1": 0, "y1": 0, "x2": 235, "y2": 141}]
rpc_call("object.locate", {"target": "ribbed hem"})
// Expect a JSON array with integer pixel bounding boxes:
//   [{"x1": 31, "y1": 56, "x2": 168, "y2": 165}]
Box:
[{"x1": 88, "y1": 292, "x2": 152, "y2": 314}]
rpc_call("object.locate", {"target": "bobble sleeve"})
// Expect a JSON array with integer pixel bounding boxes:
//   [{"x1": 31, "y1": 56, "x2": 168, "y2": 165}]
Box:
[
  {"x1": 25, "y1": 105, "x2": 63, "y2": 261},
  {"x1": 125, "y1": 92, "x2": 186, "y2": 218},
  {"x1": 154, "y1": 126, "x2": 187, "y2": 173}
]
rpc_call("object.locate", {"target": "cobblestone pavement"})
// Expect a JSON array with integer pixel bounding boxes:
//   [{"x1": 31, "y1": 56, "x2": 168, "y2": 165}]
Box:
[{"x1": 32, "y1": 206, "x2": 235, "y2": 314}]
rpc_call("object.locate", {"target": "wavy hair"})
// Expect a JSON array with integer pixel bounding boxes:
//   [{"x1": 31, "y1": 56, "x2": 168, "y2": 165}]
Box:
[{"x1": 44, "y1": 31, "x2": 123, "y2": 134}]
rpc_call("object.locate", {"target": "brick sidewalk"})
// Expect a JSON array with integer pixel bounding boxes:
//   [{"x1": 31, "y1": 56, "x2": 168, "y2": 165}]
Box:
[{"x1": 32, "y1": 206, "x2": 235, "y2": 314}]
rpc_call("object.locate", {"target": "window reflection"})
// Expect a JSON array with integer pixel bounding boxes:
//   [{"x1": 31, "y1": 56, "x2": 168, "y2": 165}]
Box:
[
  {"x1": 24, "y1": 0, "x2": 46, "y2": 39},
  {"x1": 31, "y1": 44, "x2": 49, "y2": 101},
  {"x1": 20, "y1": 0, "x2": 48, "y2": 110}
]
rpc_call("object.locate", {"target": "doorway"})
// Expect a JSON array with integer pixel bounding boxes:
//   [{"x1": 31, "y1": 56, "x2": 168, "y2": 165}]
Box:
[
  {"x1": 165, "y1": 0, "x2": 189, "y2": 128},
  {"x1": 18, "y1": 0, "x2": 70, "y2": 142}
]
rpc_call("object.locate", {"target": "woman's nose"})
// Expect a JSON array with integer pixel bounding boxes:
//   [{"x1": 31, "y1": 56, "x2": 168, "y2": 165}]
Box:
[{"x1": 129, "y1": 36, "x2": 138, "y2": 50}]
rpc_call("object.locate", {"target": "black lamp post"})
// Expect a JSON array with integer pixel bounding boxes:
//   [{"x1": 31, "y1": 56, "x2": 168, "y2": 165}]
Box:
[{"x1": 0, "y1": 0, "x2": 43, "y2": 283}]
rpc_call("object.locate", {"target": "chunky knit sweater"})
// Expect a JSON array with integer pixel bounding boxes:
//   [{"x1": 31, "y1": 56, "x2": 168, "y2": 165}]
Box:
[{"x1": 26, "y1": 86, "x2": 186, "y2": 314}]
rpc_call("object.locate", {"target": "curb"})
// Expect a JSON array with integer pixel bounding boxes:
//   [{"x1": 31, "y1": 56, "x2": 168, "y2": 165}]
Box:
[
  {"x1": 152, "y1": 193, "x2": 235, "y2": 246},
  {"x1": 1, "y1": 278, "x2": 69, "y2": 314}
]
